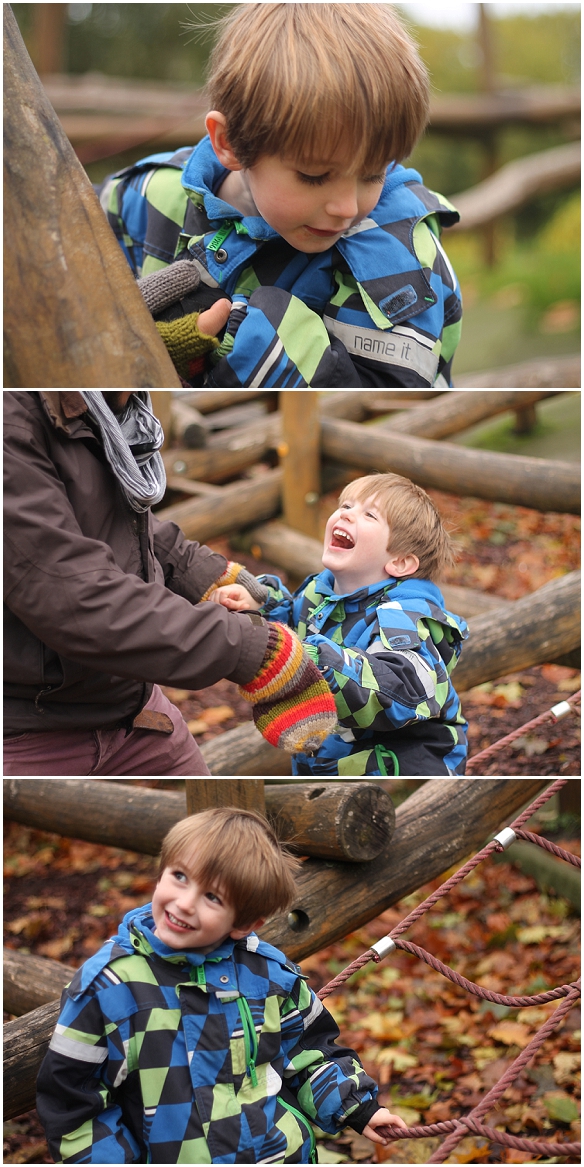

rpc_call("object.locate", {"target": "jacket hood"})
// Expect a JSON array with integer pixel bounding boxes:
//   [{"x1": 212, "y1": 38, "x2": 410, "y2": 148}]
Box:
[{"x1": 112, "y1": 903, "x2": 238, "y2": 966}]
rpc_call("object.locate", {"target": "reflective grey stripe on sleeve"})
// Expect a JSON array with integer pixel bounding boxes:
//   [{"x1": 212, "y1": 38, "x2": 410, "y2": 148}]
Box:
[
  {"x1": 367, "y1": 641, "x2": 436, "y2": 700},
  {"x1": 323, "y1": 315, "x2": 439, "y2": 382},
  {"x1": 49, "y1": 1027, "x2": 108, "y2": 1063}
]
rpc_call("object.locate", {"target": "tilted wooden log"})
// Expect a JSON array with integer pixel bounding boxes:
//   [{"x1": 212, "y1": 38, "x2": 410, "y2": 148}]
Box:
[
  {"x1": 3, "y1": 778, "x2": 548, "y2": 1120},
  {"x1": 4, "y1": 949, "x2": 76, "y2": 1018},
  {"x1": 3, "y1": 779, "x2": 394, "y2": 863},
  {"x1": 456, "y1": 356, "x2": 581, "y2": 390},
  {"x1": 182, "y1": 391, "x2": 272, "y2": 414},
  {"x1": 375, "y1": 390, "x2": 558, "y2": 439},
  {"x1": 156, "y1": 467, "x2": 282, "y2": 543},
  {"x1": 321, "y1": 417, "x2": 580, "y2": 514},
  {"x1": 454, "y1": 570, "x2": 581, "y2": 692},
  {"x1": 450, "y1": 141, "x2": 580, "y2": 232},
  {"x1": 3, "y1": 6, "x2": 180, "y2": 389}
]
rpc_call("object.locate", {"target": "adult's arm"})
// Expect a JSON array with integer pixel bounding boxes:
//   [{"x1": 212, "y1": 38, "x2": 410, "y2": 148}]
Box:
[{"x1": 3, "y1": 407, "x2": 269, "y2": 688}]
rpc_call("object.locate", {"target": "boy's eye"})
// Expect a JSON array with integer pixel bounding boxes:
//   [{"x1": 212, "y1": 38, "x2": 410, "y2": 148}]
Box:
[
  {"x1": 366, "y1": 511, "x2": 378, "y2": 520},
  {"x1": 172, "y1": 870, "x2": 187, "y2": 882},
  {"x1": 297, "y1": 171, "x2": 330, "y2": 186},
  {"x1": 363, "y1": 174, "x2": 385, "y2": 185},
  {"x1": 205, "y1": 891, "x2": 222, "y2": 904},
  {"x1": 340, "y1": 501, "x2": 353, "y2": 510}
]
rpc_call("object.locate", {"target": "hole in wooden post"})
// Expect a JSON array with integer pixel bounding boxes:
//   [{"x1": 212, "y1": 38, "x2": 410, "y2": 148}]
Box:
[
  {"x1": 287, "y1": 909, "x2": 310, "y2": 931},
  {"x1": 307, "y1": 786, "x2": 326, "y2": 800}
]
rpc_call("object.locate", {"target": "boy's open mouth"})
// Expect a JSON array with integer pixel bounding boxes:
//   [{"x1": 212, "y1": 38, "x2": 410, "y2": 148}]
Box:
[
  {"x1": 331, "y1": 528, "x2": 355, "y2": 549},
  {"x1": 166, "y1": 911, "x2": 193, "y2": 930}
]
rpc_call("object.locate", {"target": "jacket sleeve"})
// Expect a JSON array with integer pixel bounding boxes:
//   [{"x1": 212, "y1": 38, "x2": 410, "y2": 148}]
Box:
[
  {"x1": 36, "y1": 990, "x2": 142, "y2": 1164},
  {"x1": 280, "y1": 981, "x2": 379, "y2": 1134},
  {"x1": 253, "y1": 574, "x2": 296, "y2": 624},
  {"x1": 303, "y1": 625, "x2": 459, "y2": 731},
  {"x1": 3, "y1": 403, "x2": 269, "y2": 688},
  {"x1": 151, "y1": 515, "x2": 233, "y2": 604}
]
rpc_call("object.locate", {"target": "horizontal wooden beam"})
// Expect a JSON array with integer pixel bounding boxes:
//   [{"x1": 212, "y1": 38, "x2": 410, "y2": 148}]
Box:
[
  {"x1": 3, "y1": 779, "x2": 395, "y2": 863},
  {"x1": 321, "y1": 417, "x2": 580, "y2": 513},
  {"x1": 456, "y1": 356, "x2": 581, "y2": 390},
  {"x1": 156, "y1": 468, "x2": 282, "y2": 543},
  {"x1": 3, "y1": 778, "x2": 548, "y2": 1121},
  {"x1": 4, "y1": 949, "x2": 75, "y2": 1017}
]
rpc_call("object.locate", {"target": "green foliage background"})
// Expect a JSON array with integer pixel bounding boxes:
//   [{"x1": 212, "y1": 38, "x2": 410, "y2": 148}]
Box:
[{"x1": 11, "y1": 3, "x2": 580, "y2": 373}]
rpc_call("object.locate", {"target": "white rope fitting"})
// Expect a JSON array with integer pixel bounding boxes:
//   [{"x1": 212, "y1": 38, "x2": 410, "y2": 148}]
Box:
[
  {"x1": 371, "y1": 936, "x2": 397, "y2": 960},
  {"x1": 493, "y1": 827, "x2": 517, "y2": 850},
  {"x1": 550, "y1": 701, "x2": 572, "y2": 720}
]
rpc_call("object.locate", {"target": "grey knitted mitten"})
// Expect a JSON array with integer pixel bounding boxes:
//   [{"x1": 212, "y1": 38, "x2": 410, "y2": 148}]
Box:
[{"x1": 137, "y1": 260, "x2": 200, "y2": 316}]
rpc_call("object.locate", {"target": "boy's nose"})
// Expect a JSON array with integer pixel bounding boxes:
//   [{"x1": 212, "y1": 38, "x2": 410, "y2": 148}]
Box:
[{"x1": 324, "y1": 184, "x2": 359, "y2": 222}]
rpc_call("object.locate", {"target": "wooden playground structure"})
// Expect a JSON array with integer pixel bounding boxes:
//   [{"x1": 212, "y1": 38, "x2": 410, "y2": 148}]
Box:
[
  {"x1": 146, "y1": 388, "x2": 580, "y2": 776},
  {"x1": 1, "y1": 777, "x2": 556, "y2": 1115},
  {"x1": 3, "y1": 776, "x2": 580, "y2": 1162}
]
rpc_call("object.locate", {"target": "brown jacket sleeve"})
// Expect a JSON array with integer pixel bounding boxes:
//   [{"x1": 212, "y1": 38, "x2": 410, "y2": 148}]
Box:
[{"x1": 4, "y1": 395, "x2": 269, "y2": 690}]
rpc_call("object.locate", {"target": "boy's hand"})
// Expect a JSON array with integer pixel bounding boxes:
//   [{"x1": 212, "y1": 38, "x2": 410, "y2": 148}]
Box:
[
  {"x1": 362, "y1": 1107, "x2": 408, "y2": 1145},
  {"x1": 197, "y1": 299, "x2": 232, "y2": 337},
  {"x1": 209, "y1": 584, "x2": 262, "y2": 611}
]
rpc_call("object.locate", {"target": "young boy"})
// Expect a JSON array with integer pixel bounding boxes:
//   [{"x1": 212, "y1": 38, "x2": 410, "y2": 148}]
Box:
[
  {"x1": 98, "y1": 4, "x2": 462, "y2": 388},
  {"x1": 37, "y1": 808, "x2": 407, "y2": 1163},
  {"x1": 211, "y1": 474, "x2": 469, "y2": 776}
]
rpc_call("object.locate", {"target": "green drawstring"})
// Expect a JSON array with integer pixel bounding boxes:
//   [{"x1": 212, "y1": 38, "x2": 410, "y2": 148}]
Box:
[
  {"x1": 237, "y1": 997, "x2": 258, "y2": 1087},
  {"x1": 374, "y1": 744, "x2": 399, "y2": 775}
]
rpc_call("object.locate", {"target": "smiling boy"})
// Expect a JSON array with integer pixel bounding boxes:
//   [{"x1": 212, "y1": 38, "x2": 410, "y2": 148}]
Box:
[
  {"x1": 98, "y1": 3, "x2": 462, "y2": 388},
  {"x1": 37, "y1": 808, "x2": 407, "y2": 1163},
  {"x1": 210, "y1": 473, "x2": 469, "y2": 776}
]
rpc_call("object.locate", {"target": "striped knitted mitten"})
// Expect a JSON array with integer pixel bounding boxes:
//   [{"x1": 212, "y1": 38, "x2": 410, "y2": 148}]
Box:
[
  {"x1": 201, "y1": 561, "x2": 269, "y2": 606},
  {"x1": 239, "y1": 623, "x2": 338, "y2": 755}
]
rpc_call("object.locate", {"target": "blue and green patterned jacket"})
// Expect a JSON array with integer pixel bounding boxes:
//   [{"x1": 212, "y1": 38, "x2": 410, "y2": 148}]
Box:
[
  {"x1": 98, "y1": 136, "x2": 462, "y2": 388},
  {"x1": 36, "y1": 905, "x2": 379, "y2": 1164},
  {"x1": 258, "y1": 570, "x2": 468, "y2": 776}
]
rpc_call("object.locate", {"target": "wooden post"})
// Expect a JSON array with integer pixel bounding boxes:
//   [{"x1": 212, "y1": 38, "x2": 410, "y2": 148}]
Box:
[
  {"x1": 31, "y1": 3, "x2": 67, "y2": 75},
  {"x1": 150, "y1": 392, "x2": 173, "y2": 449},
  {"x1": 3, "y1": 6, "x2": 181, "y2": 388},
  {"x1": 185, "y1": 780, "x2": 265, "y2": 815},
  {"x1": 280, "y1": 392, "x2": 321, "y2": 538}
]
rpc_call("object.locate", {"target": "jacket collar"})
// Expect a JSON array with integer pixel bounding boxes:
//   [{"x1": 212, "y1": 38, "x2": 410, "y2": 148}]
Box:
[
  {"x1": 181, "y1": 137, "x2": 457, "y2": 324},
  {"x1": 40, "y1": 392, "x2": 89, "y2": 435}
]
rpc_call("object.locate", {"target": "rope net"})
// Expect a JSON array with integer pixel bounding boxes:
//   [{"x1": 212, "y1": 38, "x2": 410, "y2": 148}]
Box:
[
  {"x1": 466, "y1": 690, "x2": 580, "y2": 773},
  {"x1": 317, "y1": 778, "x2": 580, "y2": 1162}
]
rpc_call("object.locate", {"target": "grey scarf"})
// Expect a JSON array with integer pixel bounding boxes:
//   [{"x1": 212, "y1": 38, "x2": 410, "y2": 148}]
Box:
[{"x1": 80, "y1": 392, "x2": 167, "y2": 512}]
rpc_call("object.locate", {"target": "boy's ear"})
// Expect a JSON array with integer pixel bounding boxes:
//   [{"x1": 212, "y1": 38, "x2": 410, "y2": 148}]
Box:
[
  {"x1": 206, "y1": 111, "x2": 244, "y2": 171},
  {"x1": 230, "y1": 917, "x2": 266, "y2": 940},
  {"x1": 385, "y1": 552, "x2": 419, "y2": 579}
]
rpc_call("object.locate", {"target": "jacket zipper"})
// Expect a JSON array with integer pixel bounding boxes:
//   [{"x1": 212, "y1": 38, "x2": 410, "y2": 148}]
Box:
[
  {"x1": 236, "y1": 996, "x2": 258, "y2": 1086},
  {"x1": 279, "y1": 1097, "x2": 317, "y2": 1163}
]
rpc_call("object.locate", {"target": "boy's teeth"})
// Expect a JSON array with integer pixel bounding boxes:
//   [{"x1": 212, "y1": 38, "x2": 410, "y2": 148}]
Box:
[
  {"x1": 168, "y1": 912, "x2": 190, "y2": 928},
  {"x1": 332, "y1": 528, "x2": 354, "y2": 548}
]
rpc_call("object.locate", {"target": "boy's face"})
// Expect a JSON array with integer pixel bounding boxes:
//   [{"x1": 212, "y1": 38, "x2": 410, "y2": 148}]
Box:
[
  {"x1": 322, "y1": 493, "x2": 393, "y2": 593},
  {"x1": 152, "y1": 864, "x2": 253, "y2": 953},
  {"x1": 244, "y1": 151, "x2": 386, "y2": 253}
]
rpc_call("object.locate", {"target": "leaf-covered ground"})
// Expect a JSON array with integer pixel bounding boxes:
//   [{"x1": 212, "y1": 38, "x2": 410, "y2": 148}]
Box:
[
  {"x1": 158, "y1": 486, "x2": 580, "y2": 776},
  {"x1": 3, "y1": 790, "x2": 580, "y2": 1164}
]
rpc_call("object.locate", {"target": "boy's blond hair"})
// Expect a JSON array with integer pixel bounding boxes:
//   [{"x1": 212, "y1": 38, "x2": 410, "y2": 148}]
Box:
[
  {"x1": 205, "y1": 3, "x2": 429, "y2": 172},
  {"x1": 158, "y1": 808, "x2": 300, "y2": 928},
  {"x1": 339, "y1": 473, "x2": 455, "y2": 582}
]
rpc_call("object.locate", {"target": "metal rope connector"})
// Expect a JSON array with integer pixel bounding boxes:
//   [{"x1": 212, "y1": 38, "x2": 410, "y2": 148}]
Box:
[
  {"x1": 493, "y1": 827, "x2": 517, "y2": 850},
  {"x1": 550, "y1": 700, "x2": 572, "y2": 720},
  {"x1": 371, "y1": 936, "x2": 397, "y2": 960}
]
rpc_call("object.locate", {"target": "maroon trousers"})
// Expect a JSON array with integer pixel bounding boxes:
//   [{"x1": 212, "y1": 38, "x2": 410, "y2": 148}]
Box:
[{"x1": 3, "y1": 686, "x2": 210, "y2": 776}]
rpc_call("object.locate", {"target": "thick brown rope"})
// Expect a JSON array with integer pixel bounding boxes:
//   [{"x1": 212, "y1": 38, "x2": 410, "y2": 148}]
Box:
[
  {"x1": 315, "y1": 780, "x2": 580, "y2": 1161},
  {"x1": 466, "y1": 690, "x2": 580, "y2": 773},
  {"x1": 514, "y1": 828, "x2": 581, "y2": 867}
]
